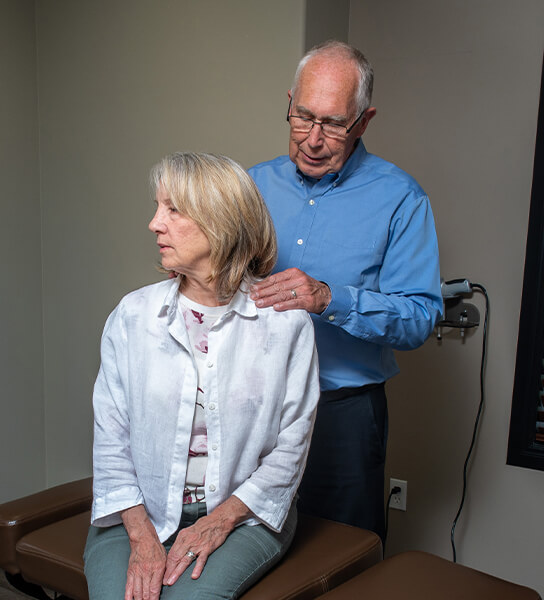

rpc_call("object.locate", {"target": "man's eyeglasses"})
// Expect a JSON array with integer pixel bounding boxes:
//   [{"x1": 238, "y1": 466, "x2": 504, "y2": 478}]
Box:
[{"x1": 286, "y1": 98, "x2": 365, "y2": 141}]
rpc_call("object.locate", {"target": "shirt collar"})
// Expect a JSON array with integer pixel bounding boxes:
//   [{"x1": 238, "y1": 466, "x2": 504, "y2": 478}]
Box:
[
  {"x1": 295, "y1": 139, "x2": 368, "y2": 188},
  {"x1": 224, "y1": 282, "x2": 257, "y2": 318},
  {"x1": 158, "y1": 276, "x2": 257, "y2": 323},
  {"x1": 158, "y1": 277, "x2": 182, "y2": 323},
  {"x1": 335, "y1": 139, "x2": 367, "y2": 185}
]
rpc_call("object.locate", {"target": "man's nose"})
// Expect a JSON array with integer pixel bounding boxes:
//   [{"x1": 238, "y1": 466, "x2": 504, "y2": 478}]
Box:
[{"x1": 306, "y1": 122, "x2": 325, "y2": 146}]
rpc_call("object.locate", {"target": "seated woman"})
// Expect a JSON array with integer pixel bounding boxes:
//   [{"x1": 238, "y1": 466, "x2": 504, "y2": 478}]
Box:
[{"x1": 83, "y1": 152, "x2": 319, "y2": 600}]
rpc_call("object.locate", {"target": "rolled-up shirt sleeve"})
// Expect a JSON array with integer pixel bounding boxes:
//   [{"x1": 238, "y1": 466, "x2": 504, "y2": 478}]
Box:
[{"x1": 91, "y1": 304, "x2": 144, "y2": 527}]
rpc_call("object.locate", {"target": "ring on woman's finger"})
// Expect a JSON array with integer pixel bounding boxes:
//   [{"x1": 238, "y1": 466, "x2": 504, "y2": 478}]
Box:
[
  {"x1": 290, "y1": 289, "x2": 297, "y2": 299},
  {"x1": 185, "y1": 550, "x2": 197, "y2": 561}
]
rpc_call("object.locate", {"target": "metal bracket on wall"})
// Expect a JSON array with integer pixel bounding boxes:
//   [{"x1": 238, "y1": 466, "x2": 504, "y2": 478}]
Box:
[{"x1": 436, "y1": 297, "x2": 480, "y2": 340}]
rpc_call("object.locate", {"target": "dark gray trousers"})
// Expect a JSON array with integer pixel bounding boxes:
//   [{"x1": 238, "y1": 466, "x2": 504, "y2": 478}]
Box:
[{"x1": 297, "y1": 383, "x2": 388, "y2": 541}]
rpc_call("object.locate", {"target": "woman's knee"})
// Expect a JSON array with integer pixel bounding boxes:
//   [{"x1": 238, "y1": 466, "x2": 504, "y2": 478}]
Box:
[{"x1": 84, "y1": 525, "x2": 131, "y2": 600}]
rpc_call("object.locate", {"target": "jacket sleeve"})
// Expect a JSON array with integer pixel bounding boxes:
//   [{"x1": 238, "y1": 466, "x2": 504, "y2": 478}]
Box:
[
  {"x1": 320, "y1": 192, "x2": 442, "y2": 350},
  {"x1": 91, "y1": 303, "x2": 145, "y2": 527}
]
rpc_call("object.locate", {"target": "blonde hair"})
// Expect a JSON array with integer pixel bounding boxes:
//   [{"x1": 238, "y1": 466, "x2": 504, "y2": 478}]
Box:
[{"x1": 150, "y1": 152, "x2": 277, "y2": 301}]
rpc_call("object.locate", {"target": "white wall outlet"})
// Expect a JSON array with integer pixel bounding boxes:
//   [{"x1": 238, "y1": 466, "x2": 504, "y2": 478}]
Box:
[{"x1": 389, "y1": 478, "x2": 407, "y2": 511}]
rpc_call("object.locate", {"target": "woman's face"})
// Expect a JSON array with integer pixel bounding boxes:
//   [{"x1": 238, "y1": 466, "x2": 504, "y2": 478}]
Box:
[{"x1": 149, "y1": 184, "x2": 212, "y2": 280}]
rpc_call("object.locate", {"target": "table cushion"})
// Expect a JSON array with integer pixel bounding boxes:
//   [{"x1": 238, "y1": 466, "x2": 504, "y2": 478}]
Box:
[
  {"x1": 317, "y1": 551, "x2": 541, "y2": 600},
  {"x1": 241, "y1": 515, "x2": 382, "y2": 599},
  {"x1": 16, "y1": 510, "x2": 90, "y2": 600},
  {"x1": 16, "y1": 512, "x2": 382, "y2": 600},
  {"x1": 0, "y1": 478, "x2": 92, "y2": 574}
]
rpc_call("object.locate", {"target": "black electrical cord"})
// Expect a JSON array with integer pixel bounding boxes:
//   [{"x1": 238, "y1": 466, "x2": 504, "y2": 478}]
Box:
[
  {"x1": 384, "y1": 485, "x2": 401, "y2": 554},
  {"x1": 450, "y1": 283, "x2": 489, "y2": 563}
]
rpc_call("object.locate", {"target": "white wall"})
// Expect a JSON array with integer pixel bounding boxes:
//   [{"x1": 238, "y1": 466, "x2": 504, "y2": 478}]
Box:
[
  {"x1": 0, "y1": 0, "x2": 45, "y2": 502},
  {"x1": 349, "y1": 0, "x2": 544, "y2": 593}
]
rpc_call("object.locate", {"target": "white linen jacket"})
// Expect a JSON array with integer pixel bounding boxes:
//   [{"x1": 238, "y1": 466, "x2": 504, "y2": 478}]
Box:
[{"x1": 91, "y1": 278, "x2": 319, "y2": 542}]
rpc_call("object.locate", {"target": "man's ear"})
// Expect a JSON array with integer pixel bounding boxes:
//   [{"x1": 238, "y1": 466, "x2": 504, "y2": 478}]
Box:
[{"x1": 359, "y1": 107, "x2": 377, "y2": 136}]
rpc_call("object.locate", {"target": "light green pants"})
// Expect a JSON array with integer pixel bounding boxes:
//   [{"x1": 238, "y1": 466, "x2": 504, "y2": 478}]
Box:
[{"x1": 84, "y1": 501, "x2": 297, "y2": 600}]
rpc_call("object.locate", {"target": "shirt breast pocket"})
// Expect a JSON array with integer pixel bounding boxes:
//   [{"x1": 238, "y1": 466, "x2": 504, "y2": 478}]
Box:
[{"x1": 319, "y1": 232, "x2": 384, "y2": 288}]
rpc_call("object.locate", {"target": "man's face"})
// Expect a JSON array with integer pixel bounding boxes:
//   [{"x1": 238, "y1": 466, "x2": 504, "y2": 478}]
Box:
[{"x1": 288, "y1": 56, "x2": 373, "y2": 179}]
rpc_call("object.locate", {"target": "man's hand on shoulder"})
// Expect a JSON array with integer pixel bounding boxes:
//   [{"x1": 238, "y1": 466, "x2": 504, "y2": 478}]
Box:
[{"x1": 250, "y1": 268, "x2": 331, "y2": 314}]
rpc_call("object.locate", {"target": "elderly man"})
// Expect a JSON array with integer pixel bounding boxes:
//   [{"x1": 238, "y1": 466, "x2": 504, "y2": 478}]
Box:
[{"x1": 249, "y1": 40, "x2": 442, "y2": 540}]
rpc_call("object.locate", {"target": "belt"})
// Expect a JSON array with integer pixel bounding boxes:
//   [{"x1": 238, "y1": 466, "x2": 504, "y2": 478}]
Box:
[{"x1": 320, "y1": 382, "x2": 385, "y2": 402}]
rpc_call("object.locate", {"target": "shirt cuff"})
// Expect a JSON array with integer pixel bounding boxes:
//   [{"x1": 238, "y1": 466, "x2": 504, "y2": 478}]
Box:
[
  {"x1": 319, "y1": 282, "x2": 352, "y2": 325},
  {"x1": 91, "y1": 485, "x2": 144, "y2": 528},
  {"x1": 233, "y1": 481, "x2": 287, "y2": 533}
]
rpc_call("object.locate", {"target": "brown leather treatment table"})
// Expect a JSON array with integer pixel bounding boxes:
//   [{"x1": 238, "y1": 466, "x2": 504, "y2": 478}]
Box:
[
  {"x1": 0, "y1": 478, "x2": 382, "y2": 600},
  {"x1": 318, "y1": 550, "x2": 541, "y2": 600},
  {"x1": 2, "y1": 480, "x2": 540, "y2": 599}
]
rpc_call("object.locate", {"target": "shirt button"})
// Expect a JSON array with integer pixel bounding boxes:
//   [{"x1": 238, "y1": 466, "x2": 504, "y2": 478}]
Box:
[
  {"x1": 207, "y1": 361, "x2": 213, "y2": 368},
  {"x1": 309, "y1": 199, "x2": 315, "y2": 206},
  {"x1": 297, "y1": 239, "x2": 303, "y2": 245},
  {"x1": 328, "y1": 315, "x2": 335, "y2": 322},
  {"x1": 209, "y1": 403, "x2": 216, "y2": 410},
  {"x1": 209, "y1": 484, "x2": 216, "y2": 492},
  {"x1": 211, "y1": 443, "x2": 218, "y2": 451}
]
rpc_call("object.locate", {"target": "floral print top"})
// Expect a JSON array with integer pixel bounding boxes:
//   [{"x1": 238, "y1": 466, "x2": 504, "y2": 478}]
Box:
[{"x1": 179, "y1": 294, "x2": 228, "y2": 504}]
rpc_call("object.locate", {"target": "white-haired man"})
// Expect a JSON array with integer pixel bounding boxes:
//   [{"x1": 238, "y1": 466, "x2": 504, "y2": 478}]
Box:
[{"x1": 250, "y1": 40, "x2": 442, "y2": 540}]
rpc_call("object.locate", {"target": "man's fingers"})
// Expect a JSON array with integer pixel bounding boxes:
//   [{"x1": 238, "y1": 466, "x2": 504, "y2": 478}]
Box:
[
  {"x1": 255, "y1": 279, "x2": 330, "y2": 314},
  {"x1": 251, "y1": 269, "x2": 300, "y2": 296},
  {"x1": 252, "y1": 275, "x2": 304, "y2": 307},
  {"x1": 255, "y1": 295, "x2": 298, "y2": 309},
  {"x1": 252, "y1": 278, "x2": 282, "y2": 296},
  {"x1": 254, "y1": 280, "x2": 304, "y2": 306},
  {"x1": 279, "y1": 288, "x2": 300, "y2": 302},
  {"x1": 271, "y1": 299, "x2": 304, "y2": 312}
]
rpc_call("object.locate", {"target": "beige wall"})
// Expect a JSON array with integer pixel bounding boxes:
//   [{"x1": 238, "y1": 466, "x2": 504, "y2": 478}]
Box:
[
  {"x1": 3, "y1": 0, "x2": 543, "y2": 593},
  {"x1": 304, "y1": 0, "x2": 349, "y2": 49},
  {"x1": 1, "y1": 0, "x2": 306, "y2": 497},
  {"x1": 349, "y1": 0, "x2": 544, "y2": 593},
  {"x1": 34, "y1": 0, "x2": 306, "y2": 486},
  {"x1": 0, "y1": 0, "x2": 45, "y2": 502},
  {"x1": 0, "y1": 0, "x2": 349, "y2": 501}
]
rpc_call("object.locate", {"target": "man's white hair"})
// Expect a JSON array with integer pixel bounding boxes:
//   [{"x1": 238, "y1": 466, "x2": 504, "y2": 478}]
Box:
[{"x1": 291, "y1": 40, "x2": 374, "y2": 114}]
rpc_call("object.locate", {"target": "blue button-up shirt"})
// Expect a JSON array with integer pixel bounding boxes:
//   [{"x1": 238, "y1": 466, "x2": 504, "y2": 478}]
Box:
[{"x1": 249, "y1": 141, "x2": 442, "y2": 391}]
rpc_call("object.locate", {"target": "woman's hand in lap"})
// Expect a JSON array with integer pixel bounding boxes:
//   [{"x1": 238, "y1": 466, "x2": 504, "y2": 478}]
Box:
[
  {"x1": 163, "y1": 496, "x2": 252, "y2": 585},
  {"x1": 125, "y1": 536, "x2": 167, "y2": 600},
  {"x1": 122, "y1": 505, "x2": 167, "y2": 600}
]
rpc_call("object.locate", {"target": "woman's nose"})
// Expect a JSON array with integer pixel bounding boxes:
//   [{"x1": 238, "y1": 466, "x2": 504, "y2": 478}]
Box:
[{"x1": 149, "y1": 209, "x2": 165, "y2": 233}]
